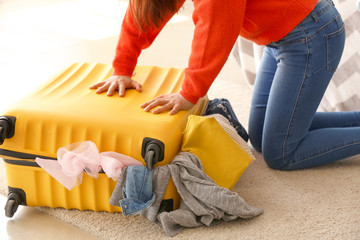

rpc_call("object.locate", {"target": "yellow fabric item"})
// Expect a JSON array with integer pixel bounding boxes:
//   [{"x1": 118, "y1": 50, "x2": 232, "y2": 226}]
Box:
[{"x1": 181, "y1": 115, "x2": 253, "y2": 190}]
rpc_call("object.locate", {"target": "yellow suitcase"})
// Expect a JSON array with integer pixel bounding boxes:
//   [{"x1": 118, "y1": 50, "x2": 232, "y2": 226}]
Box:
[{"x1": 0, "y1": 62, "x2": 208, "y2": 217}]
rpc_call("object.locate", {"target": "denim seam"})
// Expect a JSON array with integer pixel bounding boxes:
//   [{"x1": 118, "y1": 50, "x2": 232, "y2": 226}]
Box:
[
  {"x1": 271, "y1": 35, "x2": 306, "y2": 46},
  {"x1": 326, "y1": 24, "x2": 345, "y2": 72},
  {"x1": 288, "y1": 140, "x2": 360, "y2": 167},
  {"x1": 281, "y1": 27, "x2": 310, "y2": 164},
  {"x1": 313, "y1": 0, "x2": 332, "y2": 18},
  {"x1": 138, "y1": 168, "x2": 151, "y2": 201},
  {"x1": 120, "y1": 198, "x2": 153, "y2": 216},
  {"x1": 272, "y1": 15, "x2": 340, "y2": 47},
  {"x1": 307, "y1": 15, "x2": 340, "y2": 40}
]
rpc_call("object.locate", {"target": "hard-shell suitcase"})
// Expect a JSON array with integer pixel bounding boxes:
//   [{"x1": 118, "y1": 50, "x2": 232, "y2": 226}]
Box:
[{"x1": 0, "y1": 62, "x2": 208, "y2": 217}]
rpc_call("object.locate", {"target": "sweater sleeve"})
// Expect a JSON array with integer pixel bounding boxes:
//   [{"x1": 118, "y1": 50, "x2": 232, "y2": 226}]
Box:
[
  {"x1": 112, "y1": 1, "x2": 186, "y2": 76},
  {"x1": 180, "y1": 0, "x2": 246, "y2": 104}
]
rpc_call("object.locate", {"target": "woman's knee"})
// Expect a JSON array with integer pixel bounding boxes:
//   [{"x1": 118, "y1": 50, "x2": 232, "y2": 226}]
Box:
[
  {"x1": 263, "y1": 155, "x2": 286, "y2": 170},
  {"x1": 248, "y1": 128, "x2": 262, "y2": 152},
  {"x1": 248, "y1": 116, "x2": 264, "y2": 153},
  {"x1": 262, "y1": 147, "x2": 294, "y2": 171},
  {"x1": 249, "y1": 136, "x2": 262, "y2": 153}
]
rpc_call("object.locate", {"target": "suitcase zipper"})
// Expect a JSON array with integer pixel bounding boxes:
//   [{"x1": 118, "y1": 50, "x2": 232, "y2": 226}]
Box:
[
  {"x1": 0, "y1": 148, "x2": 108, "y2": 174},
  {"x1": 0, "y1": 148, "x2": 56, "y2": 167},
  {"x1": 1, "y1": 137, "x2": 166, "y2": 169},
  {"x1": 0, "y1": 148, "x2": 56, "y2": 161},
  {"x1": 2, "y1": 158, "x2": 40, "y2": 167}
]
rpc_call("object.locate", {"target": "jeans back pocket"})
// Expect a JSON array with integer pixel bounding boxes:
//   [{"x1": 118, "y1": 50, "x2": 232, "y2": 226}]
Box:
[{"x1": 326, "y1": 23, "x2": 345, "y2": 72}]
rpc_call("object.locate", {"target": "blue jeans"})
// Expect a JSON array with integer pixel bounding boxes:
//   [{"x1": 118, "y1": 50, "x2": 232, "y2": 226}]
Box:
[
  {"x1": 119, "y1": 166, "x2": 155, "y2": 216},
  {"x1": 248, "y1": 0, "x2": 360, "y2": 170}
]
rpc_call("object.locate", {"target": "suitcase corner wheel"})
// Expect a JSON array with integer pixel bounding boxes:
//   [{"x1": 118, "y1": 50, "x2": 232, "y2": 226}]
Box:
[
  {"x1": 0, "y1": 116, "x2": 16, "y2": 145},
  {"x1": 4, "y1": 188, "x2": 26, "y2": 218}
]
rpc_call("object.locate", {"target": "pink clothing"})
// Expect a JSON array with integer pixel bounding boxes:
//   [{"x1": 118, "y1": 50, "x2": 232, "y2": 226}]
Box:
[{"x1": 35, "y1": 141, "x2": 143, "y2": 190}]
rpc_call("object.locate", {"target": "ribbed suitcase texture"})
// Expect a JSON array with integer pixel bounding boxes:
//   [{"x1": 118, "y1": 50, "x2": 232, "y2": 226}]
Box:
[{"x1": 0, "y1": 63, "x2": 208, "y2": 217}]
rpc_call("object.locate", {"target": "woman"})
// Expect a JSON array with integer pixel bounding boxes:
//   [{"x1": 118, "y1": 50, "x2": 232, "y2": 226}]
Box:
[{"x1": 91, "y1": 0, "x2": 360, "y2": 170}]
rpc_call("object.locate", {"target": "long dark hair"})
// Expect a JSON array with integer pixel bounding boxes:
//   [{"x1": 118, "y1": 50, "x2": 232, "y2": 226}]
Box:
[{"x1": 129, "y1": 0, "x2": 179, "y2": 31}]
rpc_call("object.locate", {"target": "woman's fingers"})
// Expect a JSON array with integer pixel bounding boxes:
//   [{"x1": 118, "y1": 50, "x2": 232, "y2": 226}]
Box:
[
  {"x1": 107, "y1": 82, "x2": 118, "y2": 96},
  {"x1": 90, "y1": 81, "x2": 106, "y2": 90},
  {"x1": 90, "y1": 75, "x2": 142, "y2": 97},
  {"x1": 140, "y1": 93, "x2": 194, "y2": 115},
  {"x1": 118, "y1": 79, "x2": 142, "y2": 96},
  {"x1": 118, "y1": 82, "x2": 126, "y2": 97},
  {"x1": 168, "y1": 105, "x2": 182, "y2": 115},
  {"x1": 95, "y1": 82, "x2": 110, "y2": 94},
  {"x1": 131, "y1": 80, "x2": 142, "y2": 92},
  {"x1": 142, "y1": 98, "x2": 167, "y2": 112},
  {"x1": 140, "y1": 100, "x2": 153, "y2": 109},
  {"x1": 152, "y1": 103, "x2": 174, "y2": 115}
]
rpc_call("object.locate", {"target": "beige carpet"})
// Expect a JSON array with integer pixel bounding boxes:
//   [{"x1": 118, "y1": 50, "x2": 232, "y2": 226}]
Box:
[{"x1": 0, "y1": 59, "x2": 359, "y2": 240}]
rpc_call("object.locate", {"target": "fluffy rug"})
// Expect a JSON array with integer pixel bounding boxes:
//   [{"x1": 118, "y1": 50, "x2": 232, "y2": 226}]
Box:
[{"x1": 0, "y1": 60, "x2": 359, "y2": 240}]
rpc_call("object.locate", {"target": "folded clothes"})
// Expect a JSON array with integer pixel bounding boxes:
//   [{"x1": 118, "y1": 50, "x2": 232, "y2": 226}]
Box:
[
  {"x1": 110, "y1": 165, "x2": 156, "y2": 216},
  {"x1": 139, "y1": 152, "x2": 263, "y2": 237},
  {"x1": 203, "y1": 98, "x2": 249, "y2": 142},
  {"x1": 35, "y1": 141, "x2": 143, "y2": 190},
  {"x1": 108, "y1": 114, "x2": 262, "y2": 236}
]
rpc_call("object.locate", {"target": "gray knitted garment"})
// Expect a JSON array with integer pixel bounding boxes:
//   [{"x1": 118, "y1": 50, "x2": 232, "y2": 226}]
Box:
[{"x1": 110, "y1": 152, "x2": 263, "y2": 237}]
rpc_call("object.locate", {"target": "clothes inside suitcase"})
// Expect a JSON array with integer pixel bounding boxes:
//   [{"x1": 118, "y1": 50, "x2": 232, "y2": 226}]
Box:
[{"x1": 0, "y1": 63, "x2": 208, "y2": 217}]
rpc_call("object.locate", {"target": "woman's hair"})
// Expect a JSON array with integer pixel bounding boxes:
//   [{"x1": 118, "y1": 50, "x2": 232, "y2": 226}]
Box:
[{"x1": 129, "y1": 0, "x2": 179, "y2": 31}]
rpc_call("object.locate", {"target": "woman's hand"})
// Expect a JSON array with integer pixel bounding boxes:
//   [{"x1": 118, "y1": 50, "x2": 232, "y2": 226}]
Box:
[
  {"x1": 89, "y1": 75, "x2": 142, "y2": 97},
  {"x1": 141, "y1": 93, "x2": 194, "y2": 115}
]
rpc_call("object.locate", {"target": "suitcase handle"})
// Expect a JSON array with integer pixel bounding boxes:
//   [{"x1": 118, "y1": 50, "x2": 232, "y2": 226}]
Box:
[
  {"x1": 144, "y1": 149, "x2": 156, "y2": 170},
  {"x1": 142, "y1": 138, "x2": 165, "y2": 169}
]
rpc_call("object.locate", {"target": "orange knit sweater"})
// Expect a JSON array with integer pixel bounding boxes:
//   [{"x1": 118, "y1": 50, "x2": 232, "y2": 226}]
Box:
[{"x1": 112, "y1": 0, "x2": 318, "y2": 104}]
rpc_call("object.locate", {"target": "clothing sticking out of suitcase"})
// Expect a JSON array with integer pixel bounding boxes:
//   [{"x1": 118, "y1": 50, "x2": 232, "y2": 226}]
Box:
[{"x1": 0, "y1": 63, "x2": 208, "y2": 218}]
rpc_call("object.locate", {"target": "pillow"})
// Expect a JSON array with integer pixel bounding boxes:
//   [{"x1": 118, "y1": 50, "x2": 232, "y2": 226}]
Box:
[{"x1": 181, "y1": 114, "x2": 253, "y2": 190}]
